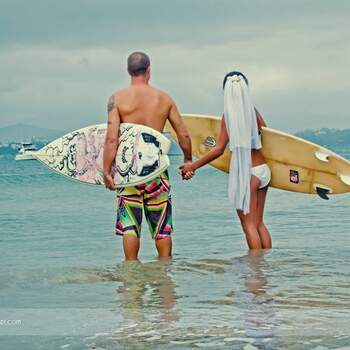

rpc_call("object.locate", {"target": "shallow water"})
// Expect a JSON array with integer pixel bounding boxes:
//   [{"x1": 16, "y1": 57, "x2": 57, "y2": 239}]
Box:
[{"x1": 0, "y1": 150, "x2": 350, "y2": 349}]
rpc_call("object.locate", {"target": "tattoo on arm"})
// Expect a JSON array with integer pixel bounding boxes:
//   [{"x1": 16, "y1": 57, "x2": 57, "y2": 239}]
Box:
[{"x1": 107, "y1": 94, "x2": 115, "y2": 113}]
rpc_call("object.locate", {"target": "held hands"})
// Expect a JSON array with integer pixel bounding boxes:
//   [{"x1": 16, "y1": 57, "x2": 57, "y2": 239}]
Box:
[
  {"x1": 179, "y1": 161, "x2": 195, "y2": 180},
  {"x1": 103, "y1": 172, "x2": 116, "y2": 191}
]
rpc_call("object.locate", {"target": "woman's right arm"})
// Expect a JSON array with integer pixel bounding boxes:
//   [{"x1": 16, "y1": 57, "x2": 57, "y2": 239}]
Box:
[{"x1": 180, "y1": 116, "x2": 229, "y2": 174}]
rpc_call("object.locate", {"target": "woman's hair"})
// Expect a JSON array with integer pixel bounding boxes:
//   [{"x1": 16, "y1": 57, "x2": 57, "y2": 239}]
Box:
[{"x1": 222, "y1": 71, "x2": 248, "y2": 89}]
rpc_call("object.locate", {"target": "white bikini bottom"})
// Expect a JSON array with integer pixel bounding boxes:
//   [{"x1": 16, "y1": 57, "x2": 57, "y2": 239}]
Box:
[{"x1": 252, "y1": 164, "x2": 271, "y2": 189}]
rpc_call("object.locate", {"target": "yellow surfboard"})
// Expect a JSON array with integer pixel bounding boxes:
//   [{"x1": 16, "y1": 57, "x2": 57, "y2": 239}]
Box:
[{"x1": 166, "y1": 114, "x2": 350, "y2": 198}]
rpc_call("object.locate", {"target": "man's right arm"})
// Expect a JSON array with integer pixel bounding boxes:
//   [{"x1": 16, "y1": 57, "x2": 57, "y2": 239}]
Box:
[
  {"x1": 168, "y1": 100, "x2": 192, "y2": 163},
  {"x1": 103, "y1": 93, "x2": 120, "y2": 190}
]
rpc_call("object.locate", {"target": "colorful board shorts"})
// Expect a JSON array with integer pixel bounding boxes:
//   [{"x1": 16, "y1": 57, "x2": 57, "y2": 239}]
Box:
[{"x1": 115, "y1": 171, "x2": 173, "y2": 240}]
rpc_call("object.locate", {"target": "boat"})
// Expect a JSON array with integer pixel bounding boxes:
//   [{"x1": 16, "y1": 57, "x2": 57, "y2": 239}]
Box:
[{"x1": 15, "y1": 142, "x2": 37, "y2": 161}]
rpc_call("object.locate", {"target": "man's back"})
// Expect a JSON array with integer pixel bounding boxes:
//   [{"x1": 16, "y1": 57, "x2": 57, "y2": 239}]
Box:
[{"x1": 115, "y1": 85, "x2": 171, "y2": 133}]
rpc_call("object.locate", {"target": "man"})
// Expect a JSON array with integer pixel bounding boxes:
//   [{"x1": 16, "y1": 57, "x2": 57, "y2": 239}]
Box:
[{"x1": 103, "y1": 51, "x2": 192, "y2": 261}]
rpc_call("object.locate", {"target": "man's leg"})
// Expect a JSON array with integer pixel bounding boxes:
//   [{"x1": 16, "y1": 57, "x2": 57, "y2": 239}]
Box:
[
  {"x1": 144, "y1": 171, "x2": 173, "y2": 259},
  {"x1": 116, "y1": 186, "x2": 143, "y2": 261},
  {"x1": 123, "y1": 235, "x2": 140, "y2": 261},
  {"x1": 155, "y1": 236, "x2": 172, "y2": 259}
]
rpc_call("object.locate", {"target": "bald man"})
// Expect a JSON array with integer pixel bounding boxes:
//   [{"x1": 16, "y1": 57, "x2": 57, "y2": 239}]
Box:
[{"x1": 103, "y1": 51, "x2": 192, "y2": 261}]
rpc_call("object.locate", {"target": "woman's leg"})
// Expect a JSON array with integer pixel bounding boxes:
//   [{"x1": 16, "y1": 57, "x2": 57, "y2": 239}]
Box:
[
  {"x1": 257, "y1": 186, "x2": 272, "y2": 249},
  {"x1": 237, "y1": 176, "x2": 262, "y2": 249}
]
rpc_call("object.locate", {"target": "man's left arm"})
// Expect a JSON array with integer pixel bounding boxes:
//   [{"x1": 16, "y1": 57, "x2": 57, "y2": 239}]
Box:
[{"x1": 103, "y1": 93, "x2": 120, "y2": 190}]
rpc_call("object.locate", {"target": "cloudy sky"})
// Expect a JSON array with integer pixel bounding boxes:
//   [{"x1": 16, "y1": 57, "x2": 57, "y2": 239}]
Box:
[{"x1": 1, "y1": 0, "x2": 349, "y2": 132}]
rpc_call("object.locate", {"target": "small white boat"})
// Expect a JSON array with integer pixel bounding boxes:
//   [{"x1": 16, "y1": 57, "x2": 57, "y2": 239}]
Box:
[{"x1": 15, "y1": 143, "x2": 37, "y2": 161}]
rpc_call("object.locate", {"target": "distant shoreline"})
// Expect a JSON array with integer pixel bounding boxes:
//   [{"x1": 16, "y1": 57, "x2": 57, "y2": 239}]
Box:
[{"x1": 1, "y1": 124, "x2": 350, "y2": 155}]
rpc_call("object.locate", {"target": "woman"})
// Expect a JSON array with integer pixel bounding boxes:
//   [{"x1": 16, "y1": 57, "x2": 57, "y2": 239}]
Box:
[{"x1": 180, "y1": 71, "x2": 272, "y2": 249}]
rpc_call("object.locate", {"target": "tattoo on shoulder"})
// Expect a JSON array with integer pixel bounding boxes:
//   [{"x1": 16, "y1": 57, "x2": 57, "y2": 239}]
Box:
[{"x1": 107, "y1": 94, "x2": 115, "y2": 113}]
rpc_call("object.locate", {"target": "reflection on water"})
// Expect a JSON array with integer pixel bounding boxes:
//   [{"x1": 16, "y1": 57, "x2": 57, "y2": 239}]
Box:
[
  {"x1": 115, "y1": 260, "x2": 177, "y2": 328},
  {"x1": 81, "y1": 255, "x2": 281, "y2": 349},
  {"x1": 78, "y1": 251, "x2": 350, "y2": 350},
  {"x1": 239, "y1": 251, "x2": 280, "y2": 349},
  {"x1": 115, "y1": 261, "x2": 178, "y2": 349},
  {"x1": 78, "y1": 260, "x2": 178, "y2": 349}
]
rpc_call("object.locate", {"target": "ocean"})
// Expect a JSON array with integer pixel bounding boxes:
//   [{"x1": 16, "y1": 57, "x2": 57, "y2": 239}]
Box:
[{"x1": 0, "y1": 151, "x2": 350, "y2": 350}]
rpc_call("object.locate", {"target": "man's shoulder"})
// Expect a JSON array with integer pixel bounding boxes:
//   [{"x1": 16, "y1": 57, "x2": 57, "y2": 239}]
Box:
[
  {"x1": 113, "y1": 88, "x2": 129, "y2": 98},
  {"x1": 107, "y1": 89, "x2": 123, "y2": 102},
  {"x1": 152, "y1": 87, "x2": 174, "y2": 104}
]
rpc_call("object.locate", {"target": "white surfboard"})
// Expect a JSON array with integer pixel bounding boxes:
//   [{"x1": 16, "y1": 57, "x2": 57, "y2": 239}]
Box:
[{"x1": 34, "y1": 123, "x2": 171, "y2": 187}]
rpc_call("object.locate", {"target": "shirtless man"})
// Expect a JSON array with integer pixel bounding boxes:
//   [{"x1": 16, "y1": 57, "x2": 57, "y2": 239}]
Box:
[{"x1": 103, "y1": 52, "x2": 192, "y2": 261}]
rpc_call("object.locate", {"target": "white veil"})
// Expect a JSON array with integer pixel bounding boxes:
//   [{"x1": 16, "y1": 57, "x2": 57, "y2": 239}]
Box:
[{"x1": 223, "y1": 75, "x2": 261, "y2": 214}]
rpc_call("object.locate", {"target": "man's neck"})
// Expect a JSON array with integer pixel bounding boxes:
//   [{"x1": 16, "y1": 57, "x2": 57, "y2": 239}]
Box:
[{"x1": 131, "y1": 76, "x2": 149, "y2": 86}]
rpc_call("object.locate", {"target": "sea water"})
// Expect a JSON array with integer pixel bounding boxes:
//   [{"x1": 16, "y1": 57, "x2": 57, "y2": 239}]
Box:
[{"x1": 0, "y1": 150, "x2": 349, "y2": 350}]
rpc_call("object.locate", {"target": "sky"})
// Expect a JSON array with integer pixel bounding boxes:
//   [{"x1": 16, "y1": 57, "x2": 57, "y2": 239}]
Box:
[{"x1": 0, "y1": 0, "x2": 349, "y2": 132}]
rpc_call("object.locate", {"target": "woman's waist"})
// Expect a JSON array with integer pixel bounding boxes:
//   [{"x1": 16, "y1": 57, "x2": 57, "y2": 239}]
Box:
[{"x1": 251, "y1": 149, "x2": 266, "y2": 167}]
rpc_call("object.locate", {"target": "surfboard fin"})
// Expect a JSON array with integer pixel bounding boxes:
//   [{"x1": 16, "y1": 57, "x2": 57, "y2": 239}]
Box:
[
  {"x1": 339, "y1": 174, "x2": 350, "y2": 186},
  {"x1": 315, "y1": 151, "x2": 329, "y2": 162},
  {"x1": 316, "y1": 187, "x2": 330, "y2": 200}
]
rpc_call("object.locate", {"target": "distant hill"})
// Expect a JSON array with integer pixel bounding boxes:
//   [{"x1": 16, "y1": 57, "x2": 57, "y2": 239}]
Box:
[
  {"x1": 294, "y1": 128, "x2": 350, "y2": 148},
  {"x1": 1, "y1": 123, "x2": 349, "y2": 151},
  {"x1": 0, "y1": 123, "x2": 63, "y2": 143}
]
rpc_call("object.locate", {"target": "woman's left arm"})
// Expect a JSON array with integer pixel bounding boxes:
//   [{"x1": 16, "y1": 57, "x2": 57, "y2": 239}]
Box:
[{"x1": 180, "y1": 116, "x2": 229, "y2": 175}]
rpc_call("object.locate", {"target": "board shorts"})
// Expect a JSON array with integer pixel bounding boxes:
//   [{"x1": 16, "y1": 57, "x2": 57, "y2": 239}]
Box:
[{"x1": 115, "y1": 171, "x2": 173, "y2": 240}]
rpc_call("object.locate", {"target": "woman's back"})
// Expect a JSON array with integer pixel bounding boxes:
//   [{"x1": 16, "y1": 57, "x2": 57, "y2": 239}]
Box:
[
  {"x1": 251, "y1": 148, "x2": 265, "y2": 166},
  {"x1": 251, "y1": 110, "x2": 267, "y2": 166}
]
